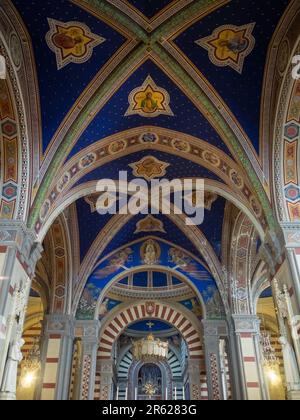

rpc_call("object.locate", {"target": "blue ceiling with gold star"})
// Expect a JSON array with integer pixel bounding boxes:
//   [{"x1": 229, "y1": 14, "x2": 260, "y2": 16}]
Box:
[
  {"x1": 68, "y1": 59, "x2": 231, "y2": 159},
  {"x1": 174, "y1": 0, "x2": 290, "y2": 152},
  {"x1": 9, "y1": 0, "x2": 294, "y2": 299},
  {"x1": 12, "y1": 0, "x2": 127, "y2": 153},
  {"x1": 12, "y1": 0, "x2": 292, "y2": 160},
  {"x1": 125, "y1": 0, "x2": 175, "y2": 18}
]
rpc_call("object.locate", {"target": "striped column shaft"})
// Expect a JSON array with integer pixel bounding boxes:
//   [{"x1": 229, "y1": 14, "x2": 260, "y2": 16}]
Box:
[
  {"x1": 94, "y1": 372, "x2": 101, "y2": 400},
  {"x1": 41, "y1": 334, "x2": 61, "y2": 400},
  {"x1": 200, "y1": 372, "x2": 209, "y2": 400},
  {"x1": 239, "y1": 333, "x2": 262, "y2": 400},
  {"x1": 231, "y1": 316, "x2": 265, "y2": 400}
]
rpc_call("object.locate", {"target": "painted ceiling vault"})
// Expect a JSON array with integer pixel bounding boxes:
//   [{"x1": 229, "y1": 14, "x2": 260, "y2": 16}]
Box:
[{"x1": 1, "y1": 0, "x2": 296, "y2": 327}]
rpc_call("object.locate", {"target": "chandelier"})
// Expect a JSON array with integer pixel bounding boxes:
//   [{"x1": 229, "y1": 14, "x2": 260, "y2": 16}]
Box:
[
  {"x1": 260, "y1": 331, "x2": 280, "y2": 386},
  {"x1": 260, "y1": 332, "x2": 278, "y2": 368},
  {"x1": 21, "y1": 337, "x2": 41, "y2": 388},
  {"x1": 133, "y1": 333, "x2": 169, "y2": 363}
]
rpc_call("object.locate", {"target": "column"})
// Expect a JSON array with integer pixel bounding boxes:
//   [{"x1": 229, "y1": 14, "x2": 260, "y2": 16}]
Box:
[
  {"x1": 97, "y1": 359, "x2": 115, "y2": 400},
  {"x1": 187, "y1": 359, "x2": 202, "y2": 400},
  {"x1": 281, "y1": 223, "x2": 300, "y2": 312},
  {"x1": 76, "y1": 321, "x2": 100, "y2": 401},
  {"x1": 276, "y1": 224, "x2": 300, "y2": 396},
  {"x1": 0, "y1": 221, "x2": 42, "y2": 400},
  {"x1": 231, "y1": 315, "x2": 267, "y2": 400},
  {"x1": 40, "y1": 315, "x2": 74, "y2": 400},
  {"x1": 202, "y1": 320, "x2": 228, "y2": 400}
]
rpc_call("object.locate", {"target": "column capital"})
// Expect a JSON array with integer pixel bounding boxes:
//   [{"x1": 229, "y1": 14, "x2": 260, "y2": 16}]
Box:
[
  {"x1": 202, "y1": 319, "x2": 228, "y2": 337},
  {"x1": 231, "y1": 315, "x2": 261, "y2": 335},
  {"x1": 0, "y1": 220, "x2": 43, "y2": 275},
  {"x1": 75, "y1": 320, "x2": 101, "y2": 344},
  {"x1": 280, "y1": 222, "x2": 300, "y2": 248},
  {"x1": 43, "y1": 314, "x2": 75, "y2": 338}
]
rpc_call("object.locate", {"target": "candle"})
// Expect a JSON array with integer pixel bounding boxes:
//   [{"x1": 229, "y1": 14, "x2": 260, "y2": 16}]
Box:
[
  {"x1": 166, "y1": 387, "x2": 168, "y2": 400},
  {"x1": 125, "y1": 387, "x2": 128, "y2": 400},
  {"x1": 135, "y1": 387, "x2": 138, "y2": 400},
  {"x1": 182, "y1": 386, "x2": 185, "y2": 400},
  {"x1": 175, "y1": 387, "x2": 177, "y2": 401},
  {"x1": 116, "y1": 387, "x2": 119, "y2": 401}
]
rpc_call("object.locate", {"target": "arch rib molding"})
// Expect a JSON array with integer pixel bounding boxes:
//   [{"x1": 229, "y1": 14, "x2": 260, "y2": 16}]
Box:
[{"x1": 99, "y1": 302, "x2": 202, "y2": 360}]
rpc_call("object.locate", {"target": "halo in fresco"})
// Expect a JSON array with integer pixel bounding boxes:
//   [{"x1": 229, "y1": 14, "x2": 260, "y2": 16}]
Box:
[
  {"x1": 46, "y1": 18, "x2": 106, "y2": 70},
  {"x1": 195, "y1": 23, "x2": 256, "y2": 74},
  {"x1": 125, "y1": 76, "x2": 174, "y2": 118}
]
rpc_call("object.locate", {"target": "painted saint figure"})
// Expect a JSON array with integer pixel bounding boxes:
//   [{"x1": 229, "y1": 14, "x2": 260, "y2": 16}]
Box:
[
  {"x1": 141, "y1": 92, "x2": 158, "y2": 113},
  {"x1": 144, "y1": 241, "x2": 157, "y2": 265}
]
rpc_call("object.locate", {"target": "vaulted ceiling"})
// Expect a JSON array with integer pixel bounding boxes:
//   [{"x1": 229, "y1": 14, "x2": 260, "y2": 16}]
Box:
[{"x1": 6, "y1": 0, "x2": 295, "y2": 319}]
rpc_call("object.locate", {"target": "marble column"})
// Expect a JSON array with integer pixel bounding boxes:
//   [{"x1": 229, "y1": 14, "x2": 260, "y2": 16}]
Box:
[
  {"x1": 0, "y1": 221, "x2": 42, "y2": 400},
  {"x1": 187, "y1": 358, "x2": 202, "y2": 400},
  {"x1": 278, "y1": 223, "x2": 300, "y2": 312},
  {"x1": 40, "y1": 315, "x2": 74, "y2": 400},
  {"x1": 231, "y1": 315, "x2": 268, "y2": 400},
  {"x1": 97, "y1": 359, "x2": 115, "y2": 400},
  {"x1": 76, "y1": 320, "x2": 100, "y2": 401},
  {"x1": 202, "y1": 320, "x2": 228, "y2": 400}
]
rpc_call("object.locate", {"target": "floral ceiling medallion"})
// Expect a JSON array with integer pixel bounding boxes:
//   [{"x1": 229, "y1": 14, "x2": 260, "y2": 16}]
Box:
[
  {"x1": 195, "y1": 23, "x2": 256, "y2": 74},
  {"x1": 130, "y1": 156, "x2": 170, "y2": 181},
  {"x1": 46, "y1": 18, "x2": 105, "y2": 70},
  {"x1": 125, "y1": 76, "x2": 174, "y2": 118}
]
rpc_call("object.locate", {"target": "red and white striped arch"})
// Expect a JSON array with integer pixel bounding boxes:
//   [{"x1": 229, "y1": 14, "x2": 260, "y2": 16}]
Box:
[{"x1": 98, "y1": 302, "x2": 203, "y2": 360}]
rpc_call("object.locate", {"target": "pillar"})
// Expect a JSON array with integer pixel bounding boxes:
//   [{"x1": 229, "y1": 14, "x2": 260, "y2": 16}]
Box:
[
  {"x1": 0, "y1": 221, "x2": 42, "y2": 400},
  {"x1": 231, "y1": 315, "x2": 267, "y2": 400},
  {"x1": 187, "y1": 359, "x2": 202, "y2": 400},
  {"x1": 40, "y1": 315, "x2": 74, "y2": 400},
  {"x1": 280, "y1": 223, "x2": 300, "y2": 312},
  {"x1": 202, "y1": 320, "x2": 228, "y2": 400},
  {"x1": 97, "y1": 359, "x2": 115, "y2": 400},
  {"x1": 76, "y1": 321, "x2": 100, "y2": 401}
]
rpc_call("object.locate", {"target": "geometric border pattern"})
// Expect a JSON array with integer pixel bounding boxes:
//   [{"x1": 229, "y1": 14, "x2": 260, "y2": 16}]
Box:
[{"x1": 33, "y1": 128, "x2": 266, "y2": 234}]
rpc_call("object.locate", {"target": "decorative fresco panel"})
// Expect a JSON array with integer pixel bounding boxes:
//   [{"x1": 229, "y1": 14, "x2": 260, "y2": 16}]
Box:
[
  {"x1": 125, "y1": 76, "x2": 174, "y2": 118},
  {"x1": 195, "y1": 23, "x2": 256, "y2": 74},
  {"x1": 46, "y1": 18, "x2": 105, "y2": 70},
  {"x1": 76, "y1": 240, "x2": 224, "y2": 320}
]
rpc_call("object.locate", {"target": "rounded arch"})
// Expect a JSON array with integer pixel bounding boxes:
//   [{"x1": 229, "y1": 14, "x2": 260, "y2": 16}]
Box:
[
  {"x1": 273, "y1": 36, "x2": 300, "y2": 223},
  {"x1": 117, "y1": 345, "x2": 182, "y2": 381},
  {"x1": 98, "y1": 301, "x2": 203, "y2": 361},
  {"x1": 0, "y1": 37, "x2": 30, "y2": 221},
  {"x1": 0, "y1": 1, "x2": 42, "y2": 222},
  {"x1": 94, "y1": 264, "x2": 208, "y2": 320},
  {"x1": 33, "y1": 127, "x2": 267, "y2": 236},
  {"x1": 36, "y1": 178, "x2": 265, "y2": 243},
  {"x1": 261, "y1": 0, "x2": 300, "y2": 180}
]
